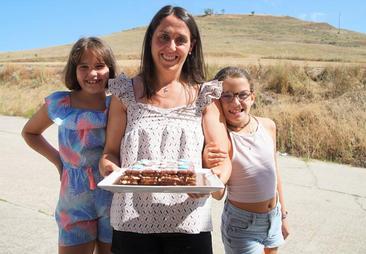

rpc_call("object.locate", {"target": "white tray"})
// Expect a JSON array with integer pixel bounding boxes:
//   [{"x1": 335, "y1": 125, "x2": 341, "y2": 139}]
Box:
[{"x1": 97, "y1": 168, "x2": 224, "y2": 193}]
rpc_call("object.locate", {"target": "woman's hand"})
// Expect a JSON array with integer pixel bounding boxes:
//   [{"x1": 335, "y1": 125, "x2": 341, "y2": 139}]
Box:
[
  {"x1": 99, "y1": 154, "x2": 120, "y2": 177},
  {"x1": 203, "y1": 143, "x2": 228, "y2": 169},
  {"x1": 188, "y1": 193, "x2": 210, "y2": 199},
  {"x1": 99, "y1": 164, "x2": 114, "y2": 177}
]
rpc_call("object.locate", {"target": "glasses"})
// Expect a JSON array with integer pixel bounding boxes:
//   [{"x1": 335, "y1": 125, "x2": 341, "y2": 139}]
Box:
[{"x1": 220, "y1": 90, "x2": 252, "y2": 103}]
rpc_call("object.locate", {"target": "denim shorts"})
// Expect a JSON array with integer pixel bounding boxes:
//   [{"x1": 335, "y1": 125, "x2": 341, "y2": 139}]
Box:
[{"x1": 221, "y1": 199, "x2": 284, "y2": 254}]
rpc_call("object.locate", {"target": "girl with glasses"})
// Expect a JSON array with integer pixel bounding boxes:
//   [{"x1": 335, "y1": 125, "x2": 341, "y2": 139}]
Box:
[{"x1": 204, "y1": 66, "x2": 290, "y2": 254}]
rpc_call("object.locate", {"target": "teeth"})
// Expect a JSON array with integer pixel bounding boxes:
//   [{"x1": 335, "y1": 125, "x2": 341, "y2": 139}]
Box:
[
  {"x1": 162, "y1": 54, "x2": 177, "y2": 61},
  {"x1": 230, "y1": 109, "x2": 242, "y2": 114}
]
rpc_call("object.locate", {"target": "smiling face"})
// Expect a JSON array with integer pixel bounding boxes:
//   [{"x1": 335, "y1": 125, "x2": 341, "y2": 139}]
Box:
[
  {"x1": 151, "y1": 14, "x2": 193, "y2": 76},
  {"x1": 220, "y1": 77, "x2": 255, "y2": 128},
  {"x1": 76, "y1": 49, "x2": 110, "y2": 95}
]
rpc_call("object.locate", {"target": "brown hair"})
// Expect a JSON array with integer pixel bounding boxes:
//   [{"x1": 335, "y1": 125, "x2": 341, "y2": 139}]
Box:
[
  {"x1": 140, "y1": 5, "x2": 206, "y2": 98},
  {"x1": 64, "y1": 37, "x2": 117, "y2": 90},
  {"x1": 214, "y1": 66, "x2": 254, "y2": 92}
]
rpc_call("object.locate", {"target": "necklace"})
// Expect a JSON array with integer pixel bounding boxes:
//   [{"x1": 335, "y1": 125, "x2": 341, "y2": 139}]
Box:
[
  {"x1": 230, "y1": 115, "x2": 257, "y2": 151},
  {"x1": 228, "y1": 115, "x2": 251, "y2": 132}
]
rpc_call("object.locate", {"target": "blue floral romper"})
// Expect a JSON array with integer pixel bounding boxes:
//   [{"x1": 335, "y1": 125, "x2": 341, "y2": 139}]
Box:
[{"x1": 46, "y1": 91, "x2": 113, "y2": 246}]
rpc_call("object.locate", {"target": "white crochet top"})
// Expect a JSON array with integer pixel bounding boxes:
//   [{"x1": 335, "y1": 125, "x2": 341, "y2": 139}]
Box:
[{"x1": 107, "y1": 74, "x2": 222, "y2": 234}]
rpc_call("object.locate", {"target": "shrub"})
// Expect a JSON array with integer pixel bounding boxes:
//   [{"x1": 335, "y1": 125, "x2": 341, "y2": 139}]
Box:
[
  {"x1": 204, "y1": 8, "x2": 214, "y2": 16},
  {"x1": 2, "y1": 62, "x2": 365, "y2": 167}
]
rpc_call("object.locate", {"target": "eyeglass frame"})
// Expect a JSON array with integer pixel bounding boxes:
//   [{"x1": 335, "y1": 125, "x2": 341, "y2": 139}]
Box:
[{"x1": 220, "y1": 90, "x2": 253, "y2": 103}]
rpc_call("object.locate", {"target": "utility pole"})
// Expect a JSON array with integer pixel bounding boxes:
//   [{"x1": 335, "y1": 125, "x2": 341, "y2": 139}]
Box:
[{"x1": 338, "y1": 12, "x2": 341, "y2": 34}]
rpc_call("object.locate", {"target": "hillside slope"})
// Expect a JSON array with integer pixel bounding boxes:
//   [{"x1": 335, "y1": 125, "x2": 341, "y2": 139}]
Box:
[{"x1": 1, "y1": 14, "x2": 366, "y2": 64}]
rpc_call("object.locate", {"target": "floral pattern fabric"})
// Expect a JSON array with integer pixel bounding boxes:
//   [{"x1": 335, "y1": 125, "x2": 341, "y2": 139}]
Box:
[{"x1": 46, "y1": 91, "x2": 113, "y2": 246}]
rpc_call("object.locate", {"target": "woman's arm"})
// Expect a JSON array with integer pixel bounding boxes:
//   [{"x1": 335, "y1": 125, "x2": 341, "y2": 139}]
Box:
[
  {"x1": 202, "y1": 99, "x2": 232, "y2": 200},
  {"x1": 99, "y1": 95, "x2": 127, "y2": 176},
  {"x1": 21, "y1": 104, "x2": 62, "y2": 176}
]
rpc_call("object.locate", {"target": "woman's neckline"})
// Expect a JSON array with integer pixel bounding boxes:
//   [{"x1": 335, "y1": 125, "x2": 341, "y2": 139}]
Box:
[{"x1": 130, "y1": 77, "x2": 199, "y2": 110}]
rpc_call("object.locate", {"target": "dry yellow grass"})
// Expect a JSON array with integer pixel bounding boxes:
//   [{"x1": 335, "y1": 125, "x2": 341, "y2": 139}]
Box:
[
  {"x1": 250, "y1": 64, "x2": 366, "y2": 167},
  {"x1": 1, "y1": 63, "x2": 365, "y2": 167},
  {"x1": 1, "y1": 14, "x2": 365, "y2": 167},
  {"x1": 0, "y1": 64, "x2": 64, "y2": 117}
]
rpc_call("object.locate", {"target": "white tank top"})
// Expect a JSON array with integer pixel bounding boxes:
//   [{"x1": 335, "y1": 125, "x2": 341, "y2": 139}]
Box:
[{"x1": 227, "y1": 120, "x2": 277, "y2": 203}]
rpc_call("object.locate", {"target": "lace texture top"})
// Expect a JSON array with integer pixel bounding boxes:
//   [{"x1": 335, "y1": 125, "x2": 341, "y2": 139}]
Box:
[{"x1": 108, "y1": 74, "x2": 222, "y2": 233}]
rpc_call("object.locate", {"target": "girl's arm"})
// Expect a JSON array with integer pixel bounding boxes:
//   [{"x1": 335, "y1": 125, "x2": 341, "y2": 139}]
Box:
[
  {"x1": 21, "y1": 104, "x2": 62, "y2": 176},
  {"x1": 276, "y1": 153, "x2": 290, "y2": 239},
  {"x1": 99, "y1": 95, "x2": 127, "y2": 176},
  {"x1": 263, "y1": 117, "x2": 290, "y2": 240},
  {"x1": 202, "y1": 99, "x2": 232, "y2": 200}
]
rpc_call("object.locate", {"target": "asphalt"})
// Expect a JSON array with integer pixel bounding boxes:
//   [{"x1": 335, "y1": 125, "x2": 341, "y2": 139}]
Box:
[{"x1": 1, "y1": 115, "x2": 365, "y2": 254}]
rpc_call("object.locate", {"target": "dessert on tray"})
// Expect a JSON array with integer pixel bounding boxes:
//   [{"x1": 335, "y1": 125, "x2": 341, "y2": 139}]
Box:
[
  {"x1": 118, "y1": 159, "x2": 196, "y2": 186},
  {"x1": 97, "y1": 159, "x2": 225, "y2": 193}
]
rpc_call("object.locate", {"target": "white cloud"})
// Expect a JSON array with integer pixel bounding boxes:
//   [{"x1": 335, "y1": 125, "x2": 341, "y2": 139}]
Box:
[
  {"x1": 310, "y1": 12, "x2": 326, "y2": 22},
  {"x1": 298, "y1": 12, "x2": 327, "y2": 22},
  {"x1": 298, "y1": 13, "x2": 307, "y2": 20}
]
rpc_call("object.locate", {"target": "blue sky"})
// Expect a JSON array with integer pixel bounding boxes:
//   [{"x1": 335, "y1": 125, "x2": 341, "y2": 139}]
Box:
[{"x1": 1, "y1": 0, "x2": 365, "y2": 52}]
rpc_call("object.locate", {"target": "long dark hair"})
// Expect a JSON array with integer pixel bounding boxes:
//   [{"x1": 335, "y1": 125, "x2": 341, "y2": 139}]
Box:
[
  {"x1": 140, "y1": 5, "x2": 206, "y2": 98},
  {"x1": 64, "y1": 37, "x2": 117, "y2": 90}
]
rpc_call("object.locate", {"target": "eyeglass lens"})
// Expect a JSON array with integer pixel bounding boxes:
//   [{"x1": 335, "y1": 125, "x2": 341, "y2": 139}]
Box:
[{"x1": 221, "y1": 91, "x2": 251, "y2": 102}]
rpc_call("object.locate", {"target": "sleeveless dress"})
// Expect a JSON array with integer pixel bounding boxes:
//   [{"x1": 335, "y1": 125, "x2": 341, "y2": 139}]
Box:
[
  {"x1": 46, "y1": 91, "x2": 113, "y2": 245},
  {"x1": 108, "y1": 74, "x2": 222, "y2": 234}
]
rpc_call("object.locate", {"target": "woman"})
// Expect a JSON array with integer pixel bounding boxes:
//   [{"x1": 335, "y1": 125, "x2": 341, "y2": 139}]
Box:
[{"x1": 99, "y1": 5, "x2": 231, "y2": 254}]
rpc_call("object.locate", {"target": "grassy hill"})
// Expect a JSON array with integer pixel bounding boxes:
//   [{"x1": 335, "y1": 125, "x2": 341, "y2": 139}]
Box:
[
  {"x1": 1, "y1": 14, "x2": 365, "y2": 167},
  {"x1": 1, "y1": 14, "x2": 366, "y2": 65}
]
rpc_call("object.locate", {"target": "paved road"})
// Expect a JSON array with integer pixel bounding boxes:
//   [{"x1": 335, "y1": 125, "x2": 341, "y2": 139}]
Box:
[{"x1": 1, "y1": 115, "x2": 365, "y2": 254}]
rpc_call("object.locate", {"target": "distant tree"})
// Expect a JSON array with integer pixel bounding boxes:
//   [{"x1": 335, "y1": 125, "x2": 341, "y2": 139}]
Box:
[
  {"x1": 221, "y1": 9, "x2": 225, "y2": 14},
  {"x1": 204, "y1": 8, "x2": 214, "y2": 16},
  {"x1": 250, "y1": 11, "x2": 255, "y2": 16}
]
